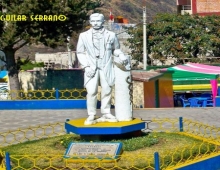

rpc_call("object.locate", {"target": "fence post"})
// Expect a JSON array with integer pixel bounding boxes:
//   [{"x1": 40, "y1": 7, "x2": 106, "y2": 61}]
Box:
[
  {"x1": 66, "y1": 119, "x2": 70, "y2": 134},
  {"x1": 55, "y1": 89, "x2": 59, "y2": 99},
  {"x1": 154, "y1": 152, "x2": 160, "y2": 170},
  {"x1": 5, "y1": 152, "x2": 11, "y2": 170},
  {"x1": 179, "y1": 117, "x2": 183, "y2": 132}
]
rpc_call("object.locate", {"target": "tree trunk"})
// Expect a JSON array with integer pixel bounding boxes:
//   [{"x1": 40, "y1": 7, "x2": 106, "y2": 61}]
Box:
[{"x1": 4, "y1": 47, "x2": 20, "y2": 91}]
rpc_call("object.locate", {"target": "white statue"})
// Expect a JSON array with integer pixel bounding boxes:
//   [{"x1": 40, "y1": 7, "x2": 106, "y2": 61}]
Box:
[
  {"x1": 0, "y1": 51, "x2": 6, "y2": 70},
  {"x1": 76, "y1": 13, "x2": 130, "y2": 125}
]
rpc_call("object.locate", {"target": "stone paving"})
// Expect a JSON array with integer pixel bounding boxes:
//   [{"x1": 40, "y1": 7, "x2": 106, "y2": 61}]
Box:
[{"x1": 0, "y1": 107, "x2": 220, "y2": 133}]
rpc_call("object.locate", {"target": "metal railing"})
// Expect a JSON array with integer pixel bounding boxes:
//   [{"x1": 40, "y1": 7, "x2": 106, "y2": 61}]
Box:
[
  {"x1": 182, "y1": 5, "x2": 191, "y2": 10},
  {"x1": 0, "y1": 89, "x2": 87, "y2": 100},
  {"x1": 0, "y1": 117, "x2": 220, "y2": 169},
  {"x1": 0, "y1": 150, "x2": 4, "y2": 170}
]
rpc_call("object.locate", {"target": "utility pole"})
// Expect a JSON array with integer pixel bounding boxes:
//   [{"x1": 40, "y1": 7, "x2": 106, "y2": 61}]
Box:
[
  {"x1": 143, "y1": 5, "x2": 147, "y2": 70},
  {"x1": 67, "y1": 36, "x2": 73, "y2": 69}
]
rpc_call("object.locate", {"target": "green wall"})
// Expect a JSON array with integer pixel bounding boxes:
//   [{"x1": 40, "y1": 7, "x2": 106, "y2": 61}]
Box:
[{"x1": 25, "y1": 69, "x2": 84, "y2": 90}]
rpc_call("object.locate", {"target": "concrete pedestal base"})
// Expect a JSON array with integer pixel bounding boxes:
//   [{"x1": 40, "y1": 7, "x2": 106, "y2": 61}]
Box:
[{"x1": 65, "y1": 118, "x2": 145, "y2": 141}]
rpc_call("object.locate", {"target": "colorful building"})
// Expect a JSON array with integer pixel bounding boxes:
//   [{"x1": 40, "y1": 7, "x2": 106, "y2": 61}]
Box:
[
  {"x1": 132, "y1": 71, "x2": 174, "y2": 108},
  {"x1": 177, "y1": 0, "x2": 220, "y2": 16},
  {"x1": 160, "y1": 63, "x2": 220, "y2": 106}
]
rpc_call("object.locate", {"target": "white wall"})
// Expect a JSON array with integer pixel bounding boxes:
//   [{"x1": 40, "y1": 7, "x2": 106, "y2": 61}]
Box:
[{"x1": 35, "y1": 51, "x2": 76, "y2": 68}]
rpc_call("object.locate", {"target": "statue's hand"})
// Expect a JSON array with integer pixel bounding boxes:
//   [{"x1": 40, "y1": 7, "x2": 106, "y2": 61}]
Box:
[
  {"x1": 118, "y1": 54, "x2": 129, "y2": 66},
  {"x1": 85, "y1": 67, "x2": 96, "y2": 78}
]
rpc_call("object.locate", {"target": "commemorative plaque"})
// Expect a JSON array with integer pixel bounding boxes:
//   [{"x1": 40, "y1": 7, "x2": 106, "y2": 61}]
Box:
[{"x1": 64, "y1": 142, "x2": 122, "y2": 162}]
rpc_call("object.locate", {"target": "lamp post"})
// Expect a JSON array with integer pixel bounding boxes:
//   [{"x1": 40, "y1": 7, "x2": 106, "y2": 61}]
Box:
[
  {"x1": 143, "y1": 6, "x2": 147, "y2": 70},
  {"x1": 67, "y1": 36, "x2": 73, "y2": 69}
]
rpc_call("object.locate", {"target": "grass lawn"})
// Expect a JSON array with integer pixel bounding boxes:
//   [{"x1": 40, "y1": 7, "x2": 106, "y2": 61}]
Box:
[{"x1": 1, "y1": 132, "x2": 216, "y2": 169}]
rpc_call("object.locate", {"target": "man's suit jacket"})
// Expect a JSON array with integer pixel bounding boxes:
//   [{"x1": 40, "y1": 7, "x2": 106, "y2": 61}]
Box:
[{"x1": 76, "y1": 28, "x2": 120, "y2": 87}]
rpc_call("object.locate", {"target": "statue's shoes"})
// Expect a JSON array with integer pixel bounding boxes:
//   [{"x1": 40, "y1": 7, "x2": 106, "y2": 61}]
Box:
[
  {"x1": 84, "y1": 115, "x2": 97, "y2": 125},
  {"x1": 104, "y1": 113, "x2": 117, "y2": 119},
  {"x1": 87, "y1": 115, "x2": 95, "y2": 121},
  {"x1": 96, "y1": 114, "x2": 118, "y2": 123},
  {"x1": 96, "y1": 116, "x2": 106, "y2": 123}
]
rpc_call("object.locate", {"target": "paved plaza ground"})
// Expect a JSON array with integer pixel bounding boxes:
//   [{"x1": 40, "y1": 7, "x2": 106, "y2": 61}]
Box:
[{"x1": 0, "y1": 107, "x2": 219, "y2": 133}]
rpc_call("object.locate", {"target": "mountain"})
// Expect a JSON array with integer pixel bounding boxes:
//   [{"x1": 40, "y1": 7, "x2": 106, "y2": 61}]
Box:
[
  {"x1": 98, "y1": 0, "x2": 177, "y2": 23},
  {"x1": 15, "y1": 0, "x2": 177, "y2": 60}
]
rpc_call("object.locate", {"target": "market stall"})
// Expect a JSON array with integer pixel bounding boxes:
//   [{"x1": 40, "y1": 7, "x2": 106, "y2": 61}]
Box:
[{"x1": 161, "y1": 63, "x2": 220, "y2": 106}]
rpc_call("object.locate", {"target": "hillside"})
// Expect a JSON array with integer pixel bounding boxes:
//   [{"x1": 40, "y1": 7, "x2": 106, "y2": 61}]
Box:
[
  {"x1": 99, "y1": 0, "x2": 176, "y2": 23},
  {"x1": 15, "y1": 0, "x2": 177, "y2": 60}
]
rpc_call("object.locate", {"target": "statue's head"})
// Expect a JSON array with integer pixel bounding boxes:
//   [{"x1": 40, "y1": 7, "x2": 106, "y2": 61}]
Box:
[{"x1": 89, "y1": 13, "x2": 105, "y2": 30}]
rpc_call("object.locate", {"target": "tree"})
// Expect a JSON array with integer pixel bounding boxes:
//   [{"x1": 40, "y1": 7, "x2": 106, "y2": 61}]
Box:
[
  {"x1": 126, "y1": 13, "x2": 220, "y2": 65},
  {"x1": 0, "y1": 0, "x2": 102, "y2": 89}
]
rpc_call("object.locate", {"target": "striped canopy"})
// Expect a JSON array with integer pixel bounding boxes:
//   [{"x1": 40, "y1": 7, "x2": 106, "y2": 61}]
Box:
[
  {"x1": 162, "y1": 63, "x2": 219, "y2": 105},
  {"x1": 164, "y1": 63, "x2": 220, "y2": 81}
]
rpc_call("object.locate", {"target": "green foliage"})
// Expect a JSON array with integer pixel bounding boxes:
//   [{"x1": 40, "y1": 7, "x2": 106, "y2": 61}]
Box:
[
  {"x1": 59, "y1": 133, "x2": 159, "y2": 151},
  {"x1": 126, "y1": 13, "x2": 220, "y2": 65},
  {"x1": 17, "y1": 57, "x2": 44, "y2": 70},
  {"x1": 0, "y1": 0, "x2": 102, "y2": 68},
  {"x1": 20, "y1": 61, "x2": 44, "y2": 71},
  {"x1": 1, "y1": 0, "x2": 102, "y2": 49},
  {"x1": 59, "y1": 134, "x2": 82, "y2": 148},
  {"x1": 113, "y1": 133, "x2": 159, "y2": 151}
]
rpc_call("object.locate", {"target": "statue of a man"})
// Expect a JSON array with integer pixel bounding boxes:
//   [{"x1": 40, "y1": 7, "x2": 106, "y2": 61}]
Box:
[{"x1": 76, "y1": 13, "x2": 128, "y2": 125}]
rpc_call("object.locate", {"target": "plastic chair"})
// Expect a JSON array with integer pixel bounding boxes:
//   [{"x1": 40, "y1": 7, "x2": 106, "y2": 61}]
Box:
[
  {"x1": 203, "y1": 100, "x2": 214, "y2": 107},
  {"x1": 188, "y1": 98, "x2": 201, "y2": 107},
  {"x1": 179, "y1": 96, "x2": 190, "y2": 107}
]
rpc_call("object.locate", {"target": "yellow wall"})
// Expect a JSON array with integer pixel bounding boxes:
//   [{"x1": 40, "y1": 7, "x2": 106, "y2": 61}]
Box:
[{"x1": 159, "y1": 74, "x2": 174, "y2": 107}]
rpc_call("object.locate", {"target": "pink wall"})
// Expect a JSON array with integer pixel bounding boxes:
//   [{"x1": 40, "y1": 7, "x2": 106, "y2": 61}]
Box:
[
  {"x1": 196, "y1": 0, "x2": 220, "y2": 13},
  {"x1": 192, "y1": 0, "x2": 220, "y2": 15}
]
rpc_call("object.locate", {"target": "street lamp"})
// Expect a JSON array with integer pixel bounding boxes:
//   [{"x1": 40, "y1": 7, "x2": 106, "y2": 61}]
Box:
[
  {"x1": 143, "y1": 6, "x2": 147, "y2": 70},
  {"x1": 67, "y1": 36, "x2": 73, "y2": 69}
]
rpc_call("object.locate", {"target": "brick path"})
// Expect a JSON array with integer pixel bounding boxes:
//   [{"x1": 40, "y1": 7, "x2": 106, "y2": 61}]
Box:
[{"x1": 0, "y1": 108, "x2": 219, "y2": 132}]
